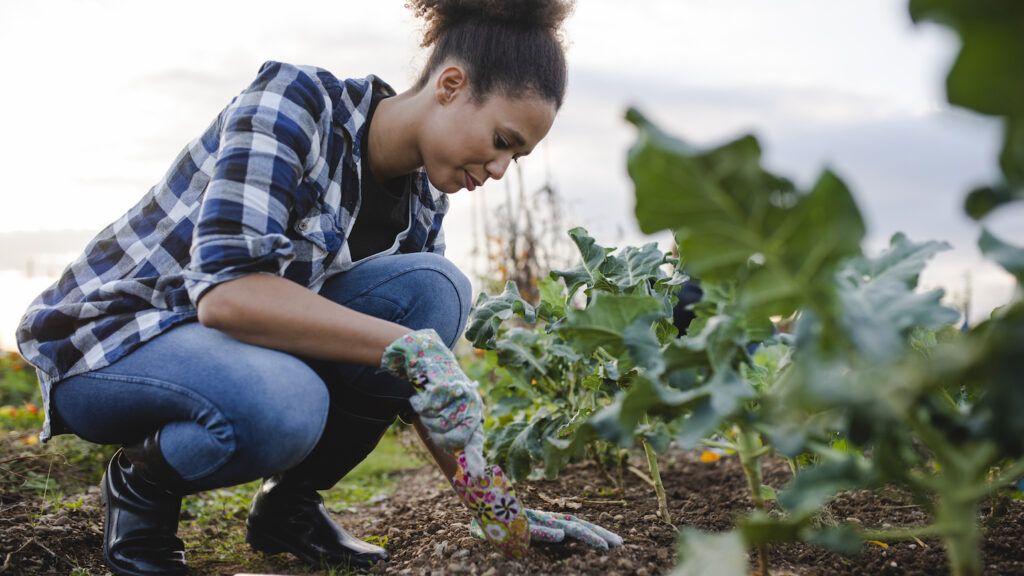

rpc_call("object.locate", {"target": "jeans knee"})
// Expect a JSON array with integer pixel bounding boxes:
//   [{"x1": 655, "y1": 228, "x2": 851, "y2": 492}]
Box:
[
  {"x1": 238, "y1": 371, "x2": 330, "y2": 474},
  {"x1": 401, "y1": 254, "x2": 472, "y2": 347}
]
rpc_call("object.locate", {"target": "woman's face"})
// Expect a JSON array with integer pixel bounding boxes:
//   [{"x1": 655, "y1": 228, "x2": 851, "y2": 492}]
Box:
[{"x1": 420, "y1": 70, "x2": 558, "y2": 194}]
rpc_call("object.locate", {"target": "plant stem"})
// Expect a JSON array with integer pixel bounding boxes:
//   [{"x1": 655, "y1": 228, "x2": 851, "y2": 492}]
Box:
[
  {"x1": 937, "y1": 496, "x2": 982, "y2": 576},
  {"x1": 640, "y1": 415, "x2": 672, "y2": 526},
  {"x1": 735, "y1": 426, "x2": 770, "y2": 576},
  {"x1": 908, "y1": 414, "x2": 992, "y2": 576}
]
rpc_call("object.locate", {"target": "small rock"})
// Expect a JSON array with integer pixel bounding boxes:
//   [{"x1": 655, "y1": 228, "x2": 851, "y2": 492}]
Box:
[
  {"x1": 433, "y1": 540, "x2": 449, "y2": 557},
  {"x1": 637, "y1": 569, "x2": 650, "y2": 576},
  {"x1": 614, "y1": 514, "x2": 624, "y2": 521},
  {"x1": 882, "y1": 522, "x2": 893, "y2": 529},
  {"x1": 481, "y1": 568, "x2": 498, "y2": 576},
  {"x1": 909, "y1": 544, "x2": 918, "y2": 550},
  {"x1": 890, "y1": 561, "x2": 898, "y2": 568},
  {"x1": 845, "y1": 517, "x2": 862, "y2": 525},
  {"x1": 642, "y1": 514, "x2": 658, "y2": 522},
  {"x1": 617, "y1": 558, "x2": 632, "y2": 569},
  {"x1": 452, "y1": 549, "x2": 470, "y2": 559}
]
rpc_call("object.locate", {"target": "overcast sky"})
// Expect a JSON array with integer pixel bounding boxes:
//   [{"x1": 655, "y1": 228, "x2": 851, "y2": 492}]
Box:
[{"x1": 0, "y1": 0, "x2": 1020, "y2": 348}]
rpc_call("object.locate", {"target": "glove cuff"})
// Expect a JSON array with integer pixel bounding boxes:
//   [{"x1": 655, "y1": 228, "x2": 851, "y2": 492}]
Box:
[{"x1": 380, "y1": 328, "x2": 446, "y2": 388}]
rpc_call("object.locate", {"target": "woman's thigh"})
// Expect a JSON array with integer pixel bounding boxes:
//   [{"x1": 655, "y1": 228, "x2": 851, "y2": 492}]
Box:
[{"x1": 51, "y1": 322, "x2": 330, "y2": 481}]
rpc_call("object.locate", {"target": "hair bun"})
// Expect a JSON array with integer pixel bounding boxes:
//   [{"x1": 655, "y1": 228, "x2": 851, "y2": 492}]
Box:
[{"x1": 407, "y1": 0, "x2": 574, "y2": 47}]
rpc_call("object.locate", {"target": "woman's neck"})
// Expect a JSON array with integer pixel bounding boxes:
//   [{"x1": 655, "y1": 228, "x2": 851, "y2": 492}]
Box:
[{"x1": 366, "y1": 90, "x2": 425, "y2": 181}]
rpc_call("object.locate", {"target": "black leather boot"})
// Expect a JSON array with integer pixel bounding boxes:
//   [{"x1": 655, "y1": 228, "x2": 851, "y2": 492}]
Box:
[
  {"x1": 100, "y1": 430, "x2": 194, "y2": 576},
  {"x1": 246, "y1": 396, "x2": 396, "y2": 569},
  {"x1": 245, "y1": 474, "x2": 389, "y2": 569}
]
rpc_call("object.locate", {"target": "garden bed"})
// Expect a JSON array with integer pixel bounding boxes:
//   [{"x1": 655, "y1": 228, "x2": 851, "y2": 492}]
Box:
[
  {"x1": 343, "y1": 451, "x2": 1024, "y2": 575},
  {"x1": 4, "y1": 428, "x2": 1024, "y2": 575}
]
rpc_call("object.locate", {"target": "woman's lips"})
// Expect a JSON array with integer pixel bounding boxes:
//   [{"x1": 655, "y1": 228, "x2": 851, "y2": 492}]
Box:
[{"x1": 464, "y1": 170, "x2": 481, "y2": 191}]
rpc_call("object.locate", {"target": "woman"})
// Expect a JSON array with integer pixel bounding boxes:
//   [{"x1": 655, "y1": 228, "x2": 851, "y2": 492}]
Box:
[{"x1": 16, "y1": 0, "x2": 620, "y2": 574}]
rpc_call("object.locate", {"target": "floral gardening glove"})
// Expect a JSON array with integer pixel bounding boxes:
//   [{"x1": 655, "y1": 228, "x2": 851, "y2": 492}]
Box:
[
  {"x1": 452, "y1": 452, "x2": 531, "y2": 558},
  {"x1": 381, "y1": 329, "x2": 486, "y2": 476},
  {"x1": 470, "y1": 508, "x2": 624, "y2": 551}
]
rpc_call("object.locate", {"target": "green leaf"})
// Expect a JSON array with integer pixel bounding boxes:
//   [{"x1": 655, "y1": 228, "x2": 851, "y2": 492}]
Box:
[
  {"x1": 803, "y1": 524, "x2": 864, "y2": 554},
  {"x1": 673, "y1": 529, "x2": 748, "y2": 576},
  {"x1": 558, "y1": 292, "x2": 666, "y2": 357},
  {"x1": 465, "y1": 281, "x2": 537, "y2": 349},
  {"x1": 910, "y1": 0, "x2": 1024, "y2": 117},
  {"x1": 626, "y1": 108, "x2": 865, "y2": 322},
  {"x1": 551, "y1": 227, "x2": 615, "y2": 299},
  {"x1": 675, "y1": 368, "x2": 756, "y2": 448},
  {"x1": 685, "y1": 315, "x2": 744, "y2": 370},
  {"x1": 970, "y1": 301, "x2": 1024, "y2": 456},
  {"x1": 661, "y1": 339, "x2": 712, "y2": 374},
  {"x1": 638, "y1": 418, "x2": 673, "y2": 454},
  {"x1": 547, "y1": 342, "x2": 583, "y2": 364},
  {"x1": 1002, "y1": 116, "x2": 1024, "y2": 185},
  {"x1": 537, "y1": 275, "x2": 568, "y2": 321},
  {"x1": 910, "y1": 0, "x2": 1024, "y2": 203},
  {"x1": 599, "y1": 242, "x2": 668, "y2": 292},
  {"x1": 486, "y1": 421, "x2": 528, "y2": 466},
  {"x1": 490, "y1": 395, "x2": 534, "y2": 419},
  {"x1": 506, "y1": 412, "x2": 562, "y2": 481},
  {"x1": 623, "y1": 315, "x2": 667, "y2": 376},
  {"x1": 737, "y1": 511, "x2": 804, "y2": 545},
  {"x1": 979, "y1": 228, "x2": 1024, "y2": 284},
  {"x1": 759, "y1": 484, "x2": 778, "y2": 502},
  {"x1": 590, "y1": 375, "x2": 707, "y2": 447},
  {"x1": 494, "y1": 328, "x2": 547, "y2": 379},
  {"x1": 964, "y1": 184, "x2": 1024, "y2": 220},
  {"x1": 778, "y1": 457, "x2": 871, "y2": 516},
  {"x1": 837, "y1": 233, "x2": 961, "y2": 360}
]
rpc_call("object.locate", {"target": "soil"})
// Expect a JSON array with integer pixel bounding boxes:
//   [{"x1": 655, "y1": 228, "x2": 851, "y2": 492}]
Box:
[
  {"x1": 3, "y1": 432, "x2": 1024, "y2": 575},
  {"x1": 344, "y1": 452, "x2": 1024, "y2": 576}
]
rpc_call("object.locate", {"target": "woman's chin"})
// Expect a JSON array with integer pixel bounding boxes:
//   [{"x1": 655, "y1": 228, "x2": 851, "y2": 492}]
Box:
[{"x1": 424, "y1": 172, "x2": 462, "y2": 194}]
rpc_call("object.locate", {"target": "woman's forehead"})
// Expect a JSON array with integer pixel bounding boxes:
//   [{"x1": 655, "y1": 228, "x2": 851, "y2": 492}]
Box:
[{"x1": 479, "y1": 93, "x2": 557, "y2": 145}]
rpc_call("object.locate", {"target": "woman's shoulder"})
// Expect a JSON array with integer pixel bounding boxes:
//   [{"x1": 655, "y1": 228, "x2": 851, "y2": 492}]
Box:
[{"x1": 243, "y1": 60, "x2": 395, "y2": 120}]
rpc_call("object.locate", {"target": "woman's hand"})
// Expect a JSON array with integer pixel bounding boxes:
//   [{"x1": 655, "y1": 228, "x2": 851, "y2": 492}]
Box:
[
  {"x1": 451, "y1": 453, "x2": 531, "y2": 559},
  {"x1": 380, "y1": 329, "x2": 486, "y2": 475},
  {"x1": 471, "y1": 508, "x2": 624, "y2": 551}
]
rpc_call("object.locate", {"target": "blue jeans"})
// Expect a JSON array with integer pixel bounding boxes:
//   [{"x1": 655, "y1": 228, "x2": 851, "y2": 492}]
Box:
[{"x1": 49, "y1": 252, "x2": 472, "y2": 492}]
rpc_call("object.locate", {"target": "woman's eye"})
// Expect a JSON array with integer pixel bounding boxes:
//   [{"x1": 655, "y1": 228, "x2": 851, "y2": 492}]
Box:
[{"x1": 494, "y1": 134, "x2": 509, "y2": 149}]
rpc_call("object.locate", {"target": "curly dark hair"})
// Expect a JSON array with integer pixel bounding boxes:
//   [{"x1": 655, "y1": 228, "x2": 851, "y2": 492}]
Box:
[{"x1": 406, "y1": 0, "x2": 574, "y2": 108}]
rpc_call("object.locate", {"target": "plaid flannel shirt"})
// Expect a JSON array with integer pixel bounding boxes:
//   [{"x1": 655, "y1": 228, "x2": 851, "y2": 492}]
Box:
[{"x1": 16, "y1": 61, "x2": 449, "y2": 442}]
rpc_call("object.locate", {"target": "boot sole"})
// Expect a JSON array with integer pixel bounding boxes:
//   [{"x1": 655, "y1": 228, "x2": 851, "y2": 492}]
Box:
[{"x1": 245, "y1": 525, "x2": 385, "y2": 570}]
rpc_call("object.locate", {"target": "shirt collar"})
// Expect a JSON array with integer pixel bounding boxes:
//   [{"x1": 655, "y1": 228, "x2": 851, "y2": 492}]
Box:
[{"x1": 318, "y1": 72, "x2": 445, "y2": 212}]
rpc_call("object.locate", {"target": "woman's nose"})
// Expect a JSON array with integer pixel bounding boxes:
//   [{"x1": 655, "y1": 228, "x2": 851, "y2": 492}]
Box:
[{"x1": 486, "y1": 155, "x2": 514, "y2": 181}]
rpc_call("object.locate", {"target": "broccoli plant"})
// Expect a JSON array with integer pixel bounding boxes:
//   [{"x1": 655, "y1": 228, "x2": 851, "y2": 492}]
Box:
[{"x1": 465, "y1": 227, "x2": 684, "y2": 522}]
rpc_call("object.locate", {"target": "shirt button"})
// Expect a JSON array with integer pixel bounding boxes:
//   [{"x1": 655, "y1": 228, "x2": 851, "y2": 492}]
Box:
[{"x1": 297, "y1": 221, "x2": 308, "y2": 231}]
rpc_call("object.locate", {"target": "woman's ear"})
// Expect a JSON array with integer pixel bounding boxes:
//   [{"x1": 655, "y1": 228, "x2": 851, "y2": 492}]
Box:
[{"x1": 434, "y1": 65, "x2": 467, "y2": 105}]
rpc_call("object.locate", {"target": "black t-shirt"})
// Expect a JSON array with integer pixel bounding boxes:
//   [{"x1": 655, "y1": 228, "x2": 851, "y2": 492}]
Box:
[{"x1": 347, "y1": 92, "x2": 412, "y2": 262}]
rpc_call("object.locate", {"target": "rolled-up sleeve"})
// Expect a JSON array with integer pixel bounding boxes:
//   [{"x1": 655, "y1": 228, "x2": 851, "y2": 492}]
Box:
[{"x1": 184, "y1": 61, "x2": 328, "y2": 306}]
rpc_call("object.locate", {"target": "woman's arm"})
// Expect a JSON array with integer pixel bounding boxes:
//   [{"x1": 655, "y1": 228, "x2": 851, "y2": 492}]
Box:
[{"x1": 197, "y1": 272, "x2": 410, "y2": 366}]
